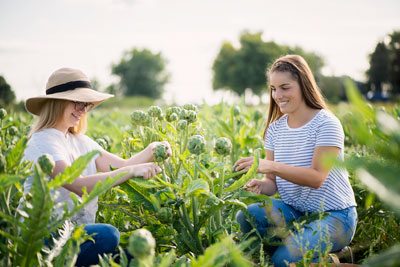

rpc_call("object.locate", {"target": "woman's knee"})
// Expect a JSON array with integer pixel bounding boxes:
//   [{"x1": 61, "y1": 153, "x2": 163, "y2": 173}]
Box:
[{"x1": 86, "y1": 223, "x2": 120, "y2": 252}]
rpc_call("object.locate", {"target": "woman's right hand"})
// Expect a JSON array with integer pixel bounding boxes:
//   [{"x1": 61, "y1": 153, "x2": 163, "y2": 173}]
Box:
[
  {"x1": 244, "y1": 179, "x2": 270, "y2": 195},
  {"x1": 127, "y1": 162, "x2": 162, "y2": 179}
]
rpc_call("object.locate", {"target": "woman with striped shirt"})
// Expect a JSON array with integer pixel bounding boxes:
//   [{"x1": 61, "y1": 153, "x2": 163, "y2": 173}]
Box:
[{"x1": 235, "y1": 55, "x2": 357, "y2": 266}]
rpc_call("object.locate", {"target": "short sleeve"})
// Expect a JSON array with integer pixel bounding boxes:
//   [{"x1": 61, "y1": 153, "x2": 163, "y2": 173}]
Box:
[
  {"x1": 23, "y1": 131, "x2": 69, "y2": 163},
  {"x1": 264, "y1": 124, "x2": 275, "y2": 150},
  {"x1": 315, "y1": 115, "x2": 344, "y2": 149},
  {"x1": 81, "y1": 135, "x2": 104, "y2": 152}
]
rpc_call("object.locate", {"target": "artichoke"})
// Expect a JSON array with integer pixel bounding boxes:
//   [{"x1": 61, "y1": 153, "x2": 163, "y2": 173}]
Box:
[
  {"x1": 153, "y1": 143, "x2": 169, "y2": 162},
  {"x1": 165, "y1": 107, "x2": 182, "y2": 122},
  {"x1": 128, "y1": 228, "x2": 156, "y2": 259},
  {"x1": 232, "y1": 105, "x2": 240, "y2": 117},
  {"x1": 0, "y1": 108, "x2": 7, "y2": 120},
  {"x1": 183, "y1": 103, "x2": 198, "y2": 112},
  {"x1": 177, "y1": 120, "x2": 187, "y2": 131},
  {"x1": 188, "y1": 135, "x2": 206, "y2": 155},
  {"x1": 8, "y1": 126, "x2": 18, "y2": 136},
  {"x1": 131, "y1": 110, "x2": 151, "y2": 126},
  {"x1": 156, "y1": 207, "x2": 173, "y2": 224},
  {"x1": 184, "y1": 110, "x2": 197, "y2": 123},
  {"x1": 253, "y1": 110, "x2": 263, "y2": 122},
  {"x1": 37, "y1": 154, "x2": 55, "y2": 175},
  {"x1": 147, "y1": 106, "x2": 162, "y2": 118},
  {"x1": 215, "y1": 137, "x2": 232, "y2": 156}
]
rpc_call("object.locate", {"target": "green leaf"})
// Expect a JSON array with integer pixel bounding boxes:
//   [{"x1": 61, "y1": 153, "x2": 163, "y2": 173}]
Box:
[
  {"x1": 17, "y1": 164, "x2": 53, "y2": 267},
  {"x1": 120, "y1": 179, "x2": 160, "y2": 211},
  {"x1": 130, "y1": 177, "x2": 162, "y2": 189},
  {"x1": 185, "y1": 179, "x2": 210, "y2": 198},
  {"x1": 0, "y1": 174, "x2": 25, "y2": 191},
  {"x1": 5, "y1": 136, "x2": 27, "y2": 170},
  {"x1": 48, "y1": 150, "x2": 100, "y2": 189},
  {"x1": 224, "y1": 149, "x2": 260, "y2": 193}
]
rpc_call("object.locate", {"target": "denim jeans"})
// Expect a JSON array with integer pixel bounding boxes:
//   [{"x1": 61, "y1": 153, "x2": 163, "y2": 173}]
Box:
[
  {"x1": 236, "y1": 199, "x2": 357, "y2": 267},
  {"x1": 75, "y1": 223, "x2": 120, "y2": 267}
]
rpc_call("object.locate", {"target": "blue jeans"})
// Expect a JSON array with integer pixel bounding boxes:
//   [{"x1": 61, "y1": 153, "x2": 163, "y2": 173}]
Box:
[
  {"x1": 75, "y1": 223, "x2": 120, "y2": 267},
  {"x1": 236, "y1": 199, "x2": 357, "y2": 267}
]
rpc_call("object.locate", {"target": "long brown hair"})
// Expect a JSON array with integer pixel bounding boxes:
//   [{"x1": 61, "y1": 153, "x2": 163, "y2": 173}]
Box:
[
  {"x1": 263, "y1": 55, "x2": 328, "y2": 139},
  {"x1": 29, "y1": 99, "x2": 87, "y2": 138}
]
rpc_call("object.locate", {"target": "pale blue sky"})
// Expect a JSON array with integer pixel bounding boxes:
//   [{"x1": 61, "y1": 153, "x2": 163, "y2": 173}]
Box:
[{"x1": 1, "y1": 0, "x2": 399, "y2": 104}]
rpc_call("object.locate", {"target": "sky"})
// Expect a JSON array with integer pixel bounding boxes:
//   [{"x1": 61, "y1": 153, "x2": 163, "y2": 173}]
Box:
[{"x1": 0, "y1": 0, "x2": 399, "y2": 105}]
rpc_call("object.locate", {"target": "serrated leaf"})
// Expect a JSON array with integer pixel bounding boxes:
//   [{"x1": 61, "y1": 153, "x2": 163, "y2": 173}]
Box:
[
  {"x1": 224, "y1": 150, "x2": 260, "y2": 193},
  {"x1": 185, "y1": 179, "x2": 210, "y2": 198},
  {"x1": 48, "y1": 150, "x2": 100, "y2": 189}
]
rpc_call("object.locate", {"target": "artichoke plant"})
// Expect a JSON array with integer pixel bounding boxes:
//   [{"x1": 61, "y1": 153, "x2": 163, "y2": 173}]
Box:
[
  {"x1": 188, "y1": 135, "x2": 206, "y2": 155},
  {"x1": 0, "y1": 108, "x2": 7, "y2": 120},
  {"x1": 37, "y1": 153, "x2": 55, "y2": 175},
  {"x1": 147, "y1": 106, "x2": 162, "y2": 119},
  {"x1": 131, "y1": 110, "x2": 151, "y2": 126},
  {"x1": 153, "y1": 143, "x2": 169, "y2": 162},
  {"x1": 128, "y1": 228, "x2": 156, "y2": 266},
  {"x1": 215, "y1": 137, "x2": 232, "y2": 156}
]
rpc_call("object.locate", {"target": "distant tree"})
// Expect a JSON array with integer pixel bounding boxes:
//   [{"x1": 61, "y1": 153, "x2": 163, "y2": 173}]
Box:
[
  {"x1": 366, "y1": 42, "x2": 390, "y2": 93},
  {"x1": 388, "y1": 31, "x2": 400, "y2": 95},
  {"x1": 0, "y1": 75, "x2": 16, "y2": 107},
  {"x1": 319, "y1": 75, "x2": 344, "y2": 104},
  {"x1": 112, "y1": 48, "x2": 170, "y2": 98},
  {"x1": 212, "y1": 31, "x2": 324, "y2": 96}
]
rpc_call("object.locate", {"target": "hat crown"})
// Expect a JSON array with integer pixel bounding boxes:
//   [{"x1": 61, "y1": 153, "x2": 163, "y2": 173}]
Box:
[{"x1": 46, "y1": 68, "x2": 90, "y2": 90}]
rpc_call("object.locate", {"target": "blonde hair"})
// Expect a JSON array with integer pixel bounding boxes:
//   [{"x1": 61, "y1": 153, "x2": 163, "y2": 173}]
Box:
[
  {"x1": 264, "y1": 55, "x2": 328, "y2": 138},
  {"x1": 28, "y1": 99, "x2": 87, "y2": 138}
]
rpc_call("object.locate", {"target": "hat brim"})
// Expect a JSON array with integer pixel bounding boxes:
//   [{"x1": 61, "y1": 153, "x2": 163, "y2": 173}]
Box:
[{"x1": 25, "y1": 88, "x2": 114, "y2": 115}]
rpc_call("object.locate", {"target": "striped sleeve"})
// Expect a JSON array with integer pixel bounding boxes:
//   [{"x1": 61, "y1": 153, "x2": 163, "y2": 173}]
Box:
[
  {"x1": 264, "y1": 123, "x2": 275, "y2": 150},
  {"x1": 316, "y1": 115, "x2": 344, "y2": 148}
]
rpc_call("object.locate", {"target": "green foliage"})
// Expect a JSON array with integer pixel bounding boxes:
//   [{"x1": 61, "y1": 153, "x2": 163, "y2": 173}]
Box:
[
  {"x1": 212, "y1": 30, "x2": 324, "y2": 96},
  {"x1": 112, "y1": 48, "x2": 170, "y2": 98},
  {"x1": 0, "y1": 76, "x2": 16, "y2": 107},
  {"x1": 366, "y1": 42, "x2": 390, "y2": 93}
]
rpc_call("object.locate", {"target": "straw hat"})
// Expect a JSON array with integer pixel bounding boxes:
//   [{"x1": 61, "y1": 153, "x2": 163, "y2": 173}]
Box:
[{"x1": 25, "y1": 68, "x2": 114, "y2": 115}]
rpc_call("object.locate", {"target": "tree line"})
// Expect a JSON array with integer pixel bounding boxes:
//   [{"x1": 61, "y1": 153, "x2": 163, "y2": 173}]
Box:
[{"x1": 1, "y1": 29, "x2": 399, "y2": 108}]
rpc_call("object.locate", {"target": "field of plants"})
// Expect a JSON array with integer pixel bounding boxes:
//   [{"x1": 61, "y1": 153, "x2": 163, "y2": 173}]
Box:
[{"x1": 1, "y1": 83, "x2": 400, "y2": 267}]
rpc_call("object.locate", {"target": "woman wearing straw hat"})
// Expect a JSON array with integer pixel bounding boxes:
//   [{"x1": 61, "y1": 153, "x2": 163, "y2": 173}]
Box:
[{"x1": 22, "y1": 68, "x2": 171, "y2": 266}]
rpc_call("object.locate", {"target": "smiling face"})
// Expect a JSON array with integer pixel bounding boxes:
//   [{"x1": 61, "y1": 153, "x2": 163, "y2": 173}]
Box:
[
  {"x1": 55, "y1": 101, "x2": 88, "y2": 134},
  {"x1": 270, "y1": 71, "x2": 306, "y2": 116}
]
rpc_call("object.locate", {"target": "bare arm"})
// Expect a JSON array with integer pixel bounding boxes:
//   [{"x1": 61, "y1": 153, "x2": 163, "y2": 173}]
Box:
[
  {"x1": 235, "y1": 146, "x2": 339, "y2": 189},
  {"x1": 95, "y1": 141, "x2": 172, "y2": 172},
  {"x1": 51, "y1": 160, "x2": 161, "y2": 197}
]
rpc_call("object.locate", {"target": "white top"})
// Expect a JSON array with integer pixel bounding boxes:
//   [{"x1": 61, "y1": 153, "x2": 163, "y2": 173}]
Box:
[
  {"x1": 265, "y1": 109, "x2": 356, "y2": 212},
  {"x1": 21, "y1": 128, "x2": 103, "y2": 224}
]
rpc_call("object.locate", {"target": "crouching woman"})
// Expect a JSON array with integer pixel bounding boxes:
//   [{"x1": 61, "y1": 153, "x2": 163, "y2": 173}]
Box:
[
  {"x1": 21, "y1": 68, "x2": 171, "y2": 266},
  {"x1": 235, "y1": 55, "x2": 357, "y2": 266}
]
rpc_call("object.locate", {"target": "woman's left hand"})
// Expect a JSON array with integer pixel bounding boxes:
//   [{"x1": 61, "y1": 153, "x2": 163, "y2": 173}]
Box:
[{"x1": 234, "y1": 157, "x2": 272, "y2": 174}]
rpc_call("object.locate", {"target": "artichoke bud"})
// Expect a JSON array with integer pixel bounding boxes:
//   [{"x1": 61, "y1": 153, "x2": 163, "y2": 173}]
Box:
[
  {"x1": 128, "y1": 229, "x2": 156, "y2": 259},
  {"x1": 183, "y1": 103, "x2": 198, "y2": 112},
  {"x1": 184, "y1": 110, "x2": 197, "y2": 123},
  {"x1": 37, "y1": 154, "x2": 55, "y2": 175},
  {"x1": 166, "y1": 107, "x2": 181, "y2": 122},
  {"x1": 153, "y1": 143, "x2": 169, "y2": 162},
  {"x1": 232, "y1": 105, "x2": 240, "y2": 117},
  {"x1": 215, "y1": 137, "x2": 232, "y2": 156},
  {"x1": 188, "y1": 135, "x2": 206, "y2": 155},
  {"x1": 147, "y1": 106, "x2": 162, "y2": 118},
  {"x1": 177, "y1": 120, "x2": 187, "y2": 131},
  {"x1": 8, "y1": 126, "x2": 18, "y2": 136},
  {"x1": 156, "y1": 207, "x2": 173, "y2": 223},
  {"x1": 0, "y1": 108, "x2": 7, "y2": 120},
  {"x1": 167, "y1": 112, "x2": 178, "y2": 122},
  {"x1": 253, "y1": 110, "x2": 263, "y2": 122},
  {"x1": 131, "y1": 110, "x2": 150, "y2": 126}
]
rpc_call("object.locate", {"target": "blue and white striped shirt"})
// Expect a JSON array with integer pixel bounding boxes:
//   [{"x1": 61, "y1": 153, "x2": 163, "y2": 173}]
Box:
[{"x1": 265, "y1": 109, "x2": 356, "y2": 212}]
